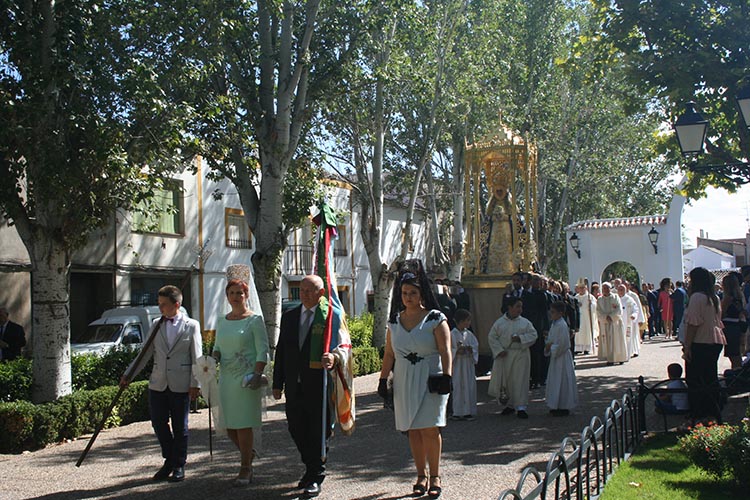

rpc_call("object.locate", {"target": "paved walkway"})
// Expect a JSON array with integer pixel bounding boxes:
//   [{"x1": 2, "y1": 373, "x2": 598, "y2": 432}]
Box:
[{"x1": 0, "y1": 338, "x2": 736, "y2": 500}]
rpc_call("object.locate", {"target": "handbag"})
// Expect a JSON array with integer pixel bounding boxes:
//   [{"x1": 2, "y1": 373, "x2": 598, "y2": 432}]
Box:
[{"x1": 427, "y1": 374, "x2": 452, "y2": 395}]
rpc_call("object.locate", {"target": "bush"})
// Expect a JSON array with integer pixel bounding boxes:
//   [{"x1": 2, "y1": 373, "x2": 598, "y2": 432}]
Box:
[
  {"x1": 0, "y1": 381, "x2": 150, "y2": 454},
  {"x1": 679, "y1": 420, "x2": 750, "y2": 486},
  {"x1": 353, "y1": 346, "x2": 381, "y2": 376},
  {"x1": 348, "y1": 312, "x2": 374, "y2": 348},
  {"x1": 71, "y1": 347, "x2": 150, "y2": 392},
  {"x1": 0, "y1": 358, "x2": 33, "y2": 402}
]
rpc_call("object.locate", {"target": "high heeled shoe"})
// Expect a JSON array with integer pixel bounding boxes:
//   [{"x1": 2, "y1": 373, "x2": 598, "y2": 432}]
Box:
[
  {"x1": 427, "y1": 475, "x2": 442, "y2": 498},
  {"x1": 234, "y1": 465, "x2": 253, "y2": 487},
  {"x1": 413, "y1": 475, "x2": 428, "y2": 496}
]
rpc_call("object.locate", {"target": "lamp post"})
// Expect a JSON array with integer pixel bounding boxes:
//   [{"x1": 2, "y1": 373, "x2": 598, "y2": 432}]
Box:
[
  {"x1": 648, "y1": 227, "x2": 659, "y2": 254},
  {"x1": 569, "y1": 232, "x2": 581, "y2": 259},
  {"x1": 673, "y1": 88, "x2": 750, "y2": 184}
]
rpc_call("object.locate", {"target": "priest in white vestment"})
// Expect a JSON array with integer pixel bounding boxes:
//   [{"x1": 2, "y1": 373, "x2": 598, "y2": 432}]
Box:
[
  {"x1": 574, "y1": 282, "x2": 598, "y2": 354},
  {"x1": 488, "y1": 297, "x2": 538, "y2": 419},
  {"x1": 596, "y1": 283, "x2": 628, "y2": 364},
  {"x1": 545, "y1": 302, "x2": 578, "y2": 414},
  {"x1": 626, "y1": 285, "x2": 645, "y2": 356},
  {"x1": 618, "y1": 285, "x2": 640, "y2": 359}
]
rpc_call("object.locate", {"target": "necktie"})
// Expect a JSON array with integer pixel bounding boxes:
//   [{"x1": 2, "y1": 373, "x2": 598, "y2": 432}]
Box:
[{"x1": 300, "y1": 309, "x2": 313, "y2": 349}]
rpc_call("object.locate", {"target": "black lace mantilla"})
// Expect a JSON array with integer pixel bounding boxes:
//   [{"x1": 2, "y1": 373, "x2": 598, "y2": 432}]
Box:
[{"x1": 404, "y1": 352, "x2": 424, "y2": 364}]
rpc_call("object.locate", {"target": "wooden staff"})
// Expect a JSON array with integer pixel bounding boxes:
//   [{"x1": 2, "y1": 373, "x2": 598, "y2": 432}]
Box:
[{"x1": 75, "y1": 316, "x2": 166, "y2": 467}]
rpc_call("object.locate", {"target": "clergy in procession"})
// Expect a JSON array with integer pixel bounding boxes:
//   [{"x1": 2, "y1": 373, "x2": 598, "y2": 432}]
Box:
[
  {"x1": 626, "y1": 283, "x2": 645, "y2": 355},
  {"x1": 617, "y1": 284, "x2": 640, "y2": 359},
  {"x1": 544, "y1": 302, "x2": 578, "y2": 416},
  {"x1": 573, "y1": 279, "x2": 598, "y2": 355},
  {"x1": 596, "y1": 283, "x2": 628, "y2": 365},
  {"x1": 488, "y1": 296, "x2": 538, "y2": 419}
]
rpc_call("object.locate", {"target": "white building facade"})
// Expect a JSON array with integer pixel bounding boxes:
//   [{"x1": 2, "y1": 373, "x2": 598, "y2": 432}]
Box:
[
  {"x1": 565, "y1": 193, "x2": 685, "y2": 286},
  {"x1": 0, "y1": 161, "x2": 428, "y2": 342}
]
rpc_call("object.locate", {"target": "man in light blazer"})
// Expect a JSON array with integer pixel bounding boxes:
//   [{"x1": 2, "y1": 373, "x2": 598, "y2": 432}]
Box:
[{"x1": 120, "y1": 285, "x2": 202, "y2": 482}]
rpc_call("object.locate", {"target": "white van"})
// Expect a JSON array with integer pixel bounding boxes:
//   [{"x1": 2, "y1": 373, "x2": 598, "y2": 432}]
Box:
[{"x1": 71, "y1": 306, "x2": 188, "y2": 356}]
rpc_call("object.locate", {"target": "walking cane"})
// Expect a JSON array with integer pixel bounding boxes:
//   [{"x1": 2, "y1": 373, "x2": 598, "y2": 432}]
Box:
[{"x1": 76, "y1": 316, "x2": 166, "y2": 467}]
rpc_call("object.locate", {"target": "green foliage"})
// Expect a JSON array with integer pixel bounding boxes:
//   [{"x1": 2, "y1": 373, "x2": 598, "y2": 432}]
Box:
[
  {"x1": 352, "y1": 347, "x2": 381, "y2": 377},
  {"x1": 348, "y1": 312, "x2": 375, "y2": 349},
  {"x1": 0, "y1": 381, "x2": 150, "y2": 454},
  {"x1": 600, "y1": 432, "x2": 739, "y2": 499},
  {"x1": 0, "y1": 358, "x2": 33, "y2": 402},
  {"x1": 679, "y1": 421, "x2": 750, "y2": 486},
  {"x1": 71, "y1": 348, "x2": 150, "y2": 392},
  {"x1": 593, "y1": 0, "x2": 750, "y2": 197}
]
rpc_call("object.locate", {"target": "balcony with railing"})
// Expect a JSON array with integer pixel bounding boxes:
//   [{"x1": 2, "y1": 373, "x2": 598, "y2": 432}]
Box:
[{"x1": 284, "y1": 244, "x2": 314, "y2": 276}]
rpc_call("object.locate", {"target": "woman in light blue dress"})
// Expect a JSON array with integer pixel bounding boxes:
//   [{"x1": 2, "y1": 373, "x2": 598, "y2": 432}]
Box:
[
  {"x1": 379, "y1": 261, "x2": 452, "y2": 498},
  {"x1": 212, "y1": 279, "x2": 269, "y2": 486}
]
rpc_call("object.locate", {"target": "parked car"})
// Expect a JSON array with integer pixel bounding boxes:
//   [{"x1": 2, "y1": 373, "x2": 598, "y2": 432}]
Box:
[{"x1": 71, "y1": 306, "x2": 188, "y2": 355}]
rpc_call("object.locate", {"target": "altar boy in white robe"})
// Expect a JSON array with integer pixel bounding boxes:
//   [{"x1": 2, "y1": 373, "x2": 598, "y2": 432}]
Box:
[
  {"x1": 545, "y1": 302, "x2": 578, "y2": 416},
  {"x1": 450, "y1": 309, "x2": 479, "y2": 421},
  {"x1": 488, "y1": 297, "x2": 538, "y2": 419},
  {"x1": 596, "y1": 283, "x2": 629, "y2": 365}
]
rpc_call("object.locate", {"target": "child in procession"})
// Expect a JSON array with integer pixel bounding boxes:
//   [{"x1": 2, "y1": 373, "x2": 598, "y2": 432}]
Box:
[
  {"x1": 545, "y1": 301, "x2": 578, "y2": 416},
  {"x1": 450, "y1": 309, "x2": 479, "y2": 421}
]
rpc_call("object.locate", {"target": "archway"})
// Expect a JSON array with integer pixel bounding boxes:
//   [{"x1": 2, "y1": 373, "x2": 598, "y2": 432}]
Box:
[{"x1": 601, "y1": 261, "x2": 641, "y2": 287}]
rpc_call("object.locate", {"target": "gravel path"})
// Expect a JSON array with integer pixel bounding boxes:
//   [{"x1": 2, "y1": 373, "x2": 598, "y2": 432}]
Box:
[{"x1": 0, "y1": 338, "x2": 736, "y2": 500}]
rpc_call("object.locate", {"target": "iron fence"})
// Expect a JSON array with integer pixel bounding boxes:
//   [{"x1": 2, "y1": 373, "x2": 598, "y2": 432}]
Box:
[{"x1": 497, "y1": 388, "x2": 641, "y2": 500}]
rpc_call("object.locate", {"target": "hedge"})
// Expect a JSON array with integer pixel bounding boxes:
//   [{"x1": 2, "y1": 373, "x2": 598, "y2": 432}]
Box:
[
  {"x1": 0, "y1": 381, "x2": 150, "y2": 454},
  {"x1": 353, "y1": 346, "x2": 381, "y2": 376}
]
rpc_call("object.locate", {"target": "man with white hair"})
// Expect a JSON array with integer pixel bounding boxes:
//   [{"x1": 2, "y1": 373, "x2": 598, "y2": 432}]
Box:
[
  {"x1": 617, "y1": 285, "x2": 639, "y2": 359},
  {"x1": 596, "y1": 283, "x2": 628, "y2": 365}
]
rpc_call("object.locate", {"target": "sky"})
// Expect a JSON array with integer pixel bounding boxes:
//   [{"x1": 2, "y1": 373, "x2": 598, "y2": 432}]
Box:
[{"x1": 681, "y1": 183, "x2": 750, "y2": 248}]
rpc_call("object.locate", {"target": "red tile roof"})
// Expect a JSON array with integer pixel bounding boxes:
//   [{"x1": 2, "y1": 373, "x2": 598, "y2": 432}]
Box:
[{"x1": 565, "y1": 215, "x2": 667, "y2": 231}]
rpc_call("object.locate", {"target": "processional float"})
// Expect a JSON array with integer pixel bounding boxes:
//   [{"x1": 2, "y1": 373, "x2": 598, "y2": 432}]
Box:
[{"x1": 461, "y1": 125, "x2": 539, "y2": 369}]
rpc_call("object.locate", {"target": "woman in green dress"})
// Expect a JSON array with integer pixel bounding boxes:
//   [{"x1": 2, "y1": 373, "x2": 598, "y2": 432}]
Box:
[{"x1": 212, "y1": 279, "x2": 269, "y2": 486}]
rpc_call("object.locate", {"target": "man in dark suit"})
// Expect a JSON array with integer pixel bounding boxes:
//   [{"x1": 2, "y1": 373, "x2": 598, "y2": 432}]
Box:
[
  {"x1": 523, "y1": 275, "x2": 550, "y2": 389},
  {"x1": 502, "y1": 272, "x2": 526, "y2": 314},
  {"x1": 273, "y1": 275, "x2": 336, "y2": 499},
  {"x1": 671, "y1": 281, "x2": 688, "y2": 337},
  {"x1": 120, "y1": 285, "x2": 202, "y2": 483},
  {"x1": 645, "y1": 283, "x2": 660, "y2": 337},
  {"x1": 0, "y1": 306, "x2": 26, "y2": 361}
]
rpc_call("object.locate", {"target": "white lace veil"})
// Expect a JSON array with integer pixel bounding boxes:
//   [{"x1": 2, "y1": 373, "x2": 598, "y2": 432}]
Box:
[{"x1": 226, "y1": 264, "x2": 263, "y2": 314}]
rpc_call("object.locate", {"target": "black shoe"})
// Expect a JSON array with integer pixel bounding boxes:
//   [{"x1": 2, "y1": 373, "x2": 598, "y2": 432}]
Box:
[
  {"x1": 303, "y1": 482, "x2": 321, "y2": 498},
  {"x1": 500, "y1": 407, "x2": 515, "y2": 416},
  {"x1": 297, "y1": 476, "x2": 312, "y2": 489},
  {"x1": 517, "y1": 410, "x2": 529, "y2": 419},
  {"x1": 168, "y1": 467, "x2": 185, "y2": 482},
  {"x1": 153, "y1": 462, "x2": 172, "y2": 481}
]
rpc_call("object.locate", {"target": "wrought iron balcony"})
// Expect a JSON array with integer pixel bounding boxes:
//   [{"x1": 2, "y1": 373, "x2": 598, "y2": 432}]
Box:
[{"x1": 284, "y1": 244, "x2": 314, "y2": 276}]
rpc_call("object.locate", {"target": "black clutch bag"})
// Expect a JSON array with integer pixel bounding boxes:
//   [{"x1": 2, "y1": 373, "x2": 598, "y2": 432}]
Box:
[{"x1": 427, "y1": 374, "x2": 452, "y2": 395}]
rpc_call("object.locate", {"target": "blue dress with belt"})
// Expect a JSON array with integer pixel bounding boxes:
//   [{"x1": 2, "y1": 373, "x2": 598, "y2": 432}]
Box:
[{"x1": 390, "y1": 310, "x2": 448, "y2": 431}]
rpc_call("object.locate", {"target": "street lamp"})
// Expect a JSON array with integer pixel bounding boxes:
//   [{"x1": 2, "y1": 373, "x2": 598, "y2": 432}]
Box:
[
  {"x1": 673, "y1": 102, "x2": 708, "y2": 155},
  {"x1": 648, "y1": 227, "x2": 659, "y2": 254},
  {"x1": 737, "y1": 86, "x2": 750, "y2": 128},
  {"x1": 673, "y1": 91, "x2": 750, "y2": 184},
  {"x1": 569, "y1": 232, "x2": 581, "y2": 259}
]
